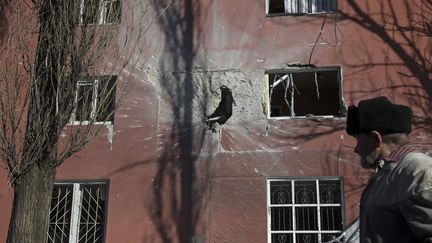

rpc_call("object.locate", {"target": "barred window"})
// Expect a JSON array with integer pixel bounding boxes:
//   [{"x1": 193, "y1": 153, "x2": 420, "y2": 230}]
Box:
[
  {"x1": 266, "y1": 0, "x2": 337, "y2": 16},
  {"x1": 267, "y1": 178, "x2": 344, "y2": 243},
  {"x1": 47, "y1": 181, "x2": 109, "y2": 243}
]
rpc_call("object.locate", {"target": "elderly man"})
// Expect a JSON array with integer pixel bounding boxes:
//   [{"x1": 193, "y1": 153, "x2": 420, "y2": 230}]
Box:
[{"x1": 346, "y1": 96, "x2": 432, "y2": 243}]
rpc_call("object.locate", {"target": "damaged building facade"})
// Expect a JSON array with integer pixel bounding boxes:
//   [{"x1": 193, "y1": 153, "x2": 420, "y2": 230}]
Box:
[{"x1": 1, "y1": 0, "x2": 432, "y2": 242}]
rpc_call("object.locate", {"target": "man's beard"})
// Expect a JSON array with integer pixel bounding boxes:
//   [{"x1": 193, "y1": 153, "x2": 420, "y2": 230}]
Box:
[{"x1": 361, "y1": 150, "x2": 380, "y2": 169}]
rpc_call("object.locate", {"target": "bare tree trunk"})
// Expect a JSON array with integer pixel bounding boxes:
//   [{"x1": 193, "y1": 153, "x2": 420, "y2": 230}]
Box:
[
  {"x1": 7, "y1": 164, "x2": 55, "y2": 243},
  {"x1": 6, "y1": 2, "x2": 63, "y2": 240},
  {"x1": 1, "y1": 0, "x2": 150, "y2": 240}
]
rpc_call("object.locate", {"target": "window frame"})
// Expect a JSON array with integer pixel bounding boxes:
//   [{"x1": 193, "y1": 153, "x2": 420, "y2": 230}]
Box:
[
  {"x1": 47, "y1": 180, "x2": 110, "y2": 243},
  {"x1": 264, "y1": 66, "x2": 345, "y2": 119},
  {"x1": 70, "y1": 79, "x2": 99, "y2": 125},
  {"x1": 79, "y1": 0, "x2": 122, "y2": 25},
  {"x1": 266, "y1": 176, "x2": 345, "y2": 243},
  {"x1": 265, "y1": 0, "x2": 338, "y2": 17},
  {"x1": 69, "y1": 76, "x2": 116, "y2": 125}
]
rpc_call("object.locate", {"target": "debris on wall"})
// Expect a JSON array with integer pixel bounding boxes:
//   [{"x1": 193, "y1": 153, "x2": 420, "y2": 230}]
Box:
[
  {"x1": 106, "y1": 123, "x2": 114, "y2": 150},
  {"x1": 158, "y1": 68, "x2": 258, "y2": 127}
]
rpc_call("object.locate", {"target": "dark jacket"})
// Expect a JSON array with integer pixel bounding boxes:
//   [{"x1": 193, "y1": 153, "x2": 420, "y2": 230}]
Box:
[{"x1": 360, "y1": 147, "x2": 432, "y2": 243}]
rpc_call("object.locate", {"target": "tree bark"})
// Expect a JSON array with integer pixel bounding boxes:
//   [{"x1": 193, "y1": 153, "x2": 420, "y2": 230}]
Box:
[
  {"x1": 7, "y1": 165, "x2": 55, "y2": 243},
  {"x1": 7, "y1": 1, "x2": 75, "y2": 241}
]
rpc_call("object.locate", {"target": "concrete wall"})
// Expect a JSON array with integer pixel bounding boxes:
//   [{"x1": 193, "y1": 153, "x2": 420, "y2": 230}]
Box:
[{"x1": 1, "y1": 0, "x2": 431, "y2": 242}]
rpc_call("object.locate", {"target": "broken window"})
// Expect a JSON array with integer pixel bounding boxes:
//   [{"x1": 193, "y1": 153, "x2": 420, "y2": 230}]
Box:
[
  {"x1": 265, "y1": 66, "x2": 344, "y2": 118},
  {"x1": 47, "y1": 181, "x2": 109, "y2": 243},
  {"x1": 266, "y1": 0, "x2": 337, "y2": 15},
  {"x1": 267, "y1": 177, "x2": 344, "y2": 243},
  {"x1": 70, "y1": 75, "x2": 117, "y2": 124},
  {"x1": 81, "y1": 0, "x2": 122, "y2": 25}
]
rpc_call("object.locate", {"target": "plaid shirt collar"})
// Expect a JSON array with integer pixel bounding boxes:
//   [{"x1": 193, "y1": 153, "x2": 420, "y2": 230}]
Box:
[{"x1": 384, "y1": 143, "x2": 421, "y2": 164}]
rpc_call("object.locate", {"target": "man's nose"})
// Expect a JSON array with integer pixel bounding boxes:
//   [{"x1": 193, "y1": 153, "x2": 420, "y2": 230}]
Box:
[{"x1": 354, "y1": 144, "x2": 359, "y2": 154}]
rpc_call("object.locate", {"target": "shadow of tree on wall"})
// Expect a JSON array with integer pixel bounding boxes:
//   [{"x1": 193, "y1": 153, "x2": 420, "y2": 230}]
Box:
[
  {"x1": 266, "y1": 2, "x2": 432, "y2": 228},
  {"x1": 133, "y1": 0, "x2": 431, "y2": 241},
  {"x1": 150, "y1": 1, "x2": 212, "y2": 242},
  {"x1": 272, "y1": 0, "x2": 432, "y2": 145},
  {"x1": 338, "y1": 0, "x2": 432, "y2": 134}
]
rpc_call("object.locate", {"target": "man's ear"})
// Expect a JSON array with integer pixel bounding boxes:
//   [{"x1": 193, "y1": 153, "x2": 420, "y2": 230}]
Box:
[{"x1": 370, "y1": 131, "x2": 383, "y2": 148}]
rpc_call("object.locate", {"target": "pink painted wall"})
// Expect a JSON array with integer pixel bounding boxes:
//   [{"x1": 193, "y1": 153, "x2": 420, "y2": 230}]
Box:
[{"x1": 1, "y1": 0, "x2": 431, "y2": 242}]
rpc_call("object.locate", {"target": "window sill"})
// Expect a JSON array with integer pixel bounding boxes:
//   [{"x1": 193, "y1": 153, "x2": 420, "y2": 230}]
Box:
[
  {"x1": 267, "y1": 115, "x2": 346, "y2": 120},
  {"x1": 67, "y1": 121, "x2": 113, "y2": 126},
  {"x1": 79, "y1": 22, "x2": 121, "y2": 26},
  {"x1": 266, "y1": 11, "x2": 336, "y2": 17}
]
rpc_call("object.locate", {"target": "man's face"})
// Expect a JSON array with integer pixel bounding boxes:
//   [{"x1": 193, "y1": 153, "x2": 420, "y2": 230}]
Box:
[{"x1": 354, "y1": 133, "x2": 380, "y2": 169}]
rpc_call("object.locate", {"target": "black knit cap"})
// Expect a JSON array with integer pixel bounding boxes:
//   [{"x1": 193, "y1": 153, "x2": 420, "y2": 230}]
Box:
[{"x1": 346, "y1": 96, "x2": 412, "y2": 135}]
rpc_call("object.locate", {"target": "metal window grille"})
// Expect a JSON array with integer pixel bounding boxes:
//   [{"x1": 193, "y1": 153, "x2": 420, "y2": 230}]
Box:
[
  {"x1": 267, "y1": 0, "x2": 337, "y2": 15},
  {"x1": 47, "y1": 182, "x2": 109, "y2": 243},
  {"x1": 267, "y1": 178, "x2": 344, "y2": 243}
]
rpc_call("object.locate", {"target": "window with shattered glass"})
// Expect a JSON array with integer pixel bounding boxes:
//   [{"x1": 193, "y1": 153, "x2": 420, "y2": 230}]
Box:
[
  {"x1": 266, "y1": 66, "x2": 344, "y2": 118},
  {"x1": 266, "y1": 0, "x2": 337, "y2": 16},
  {"x1": 267, "y1": 178, "x2": 344, "y2": 243},
  {"x1": 47, "y1": 181, "x2": 109, "y2": 243}
]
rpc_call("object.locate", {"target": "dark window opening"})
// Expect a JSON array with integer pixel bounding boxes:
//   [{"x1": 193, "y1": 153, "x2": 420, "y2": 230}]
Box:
[
  {"x1": 266, "y1": 0, "x2": 337, "y2": 16},
  {"x1": 268, "y1": 0, "x2": 286, "y2": 14},
  {"x1": 96, "y1": 76, "x2": 117, "y2": 123},
  {"x1": 267, "y1": 67, "x2": 344, "y2": 118}
]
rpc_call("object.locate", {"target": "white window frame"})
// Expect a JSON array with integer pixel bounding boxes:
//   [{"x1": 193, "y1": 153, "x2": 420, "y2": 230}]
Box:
[
  {"x1": 267, "y1": 177, "x2": 344, "y2": 243},
  {"x1": 67, "y1": 75, "x2": 116, "y2": 126},
  {"x1": 69, "y1": 79, "x2": 102, "y2": 125},
  {"x1": 79, "y1": 0, "x2": 121, "y2": 25},
  {"x1": 47, "y1": 181, "x2": 109, "y2": 243},
  {"x1": 265, "y1": 66, "x2": 344, "y2": 119},
  {"x1": 266, "y1": 0, "x2": 338, "y2": 16}
]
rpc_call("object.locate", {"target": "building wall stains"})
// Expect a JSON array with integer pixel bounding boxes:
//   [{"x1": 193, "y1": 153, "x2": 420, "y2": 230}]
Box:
[{"x1": 1, "y1": 0, "x2": 432, "y2": 243}]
